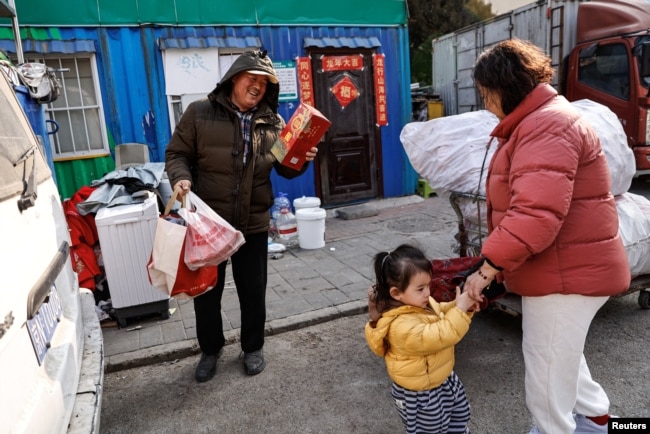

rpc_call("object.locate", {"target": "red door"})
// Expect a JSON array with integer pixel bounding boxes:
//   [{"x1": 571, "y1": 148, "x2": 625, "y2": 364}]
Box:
[{"x1": 309, "y1": 48, "x2": 382, "y2": 206}]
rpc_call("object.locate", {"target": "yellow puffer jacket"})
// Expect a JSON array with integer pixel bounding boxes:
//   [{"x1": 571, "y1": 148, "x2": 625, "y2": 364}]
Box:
[{"x1": 364, "y1": 297, "x2": 473, "y2": 391}]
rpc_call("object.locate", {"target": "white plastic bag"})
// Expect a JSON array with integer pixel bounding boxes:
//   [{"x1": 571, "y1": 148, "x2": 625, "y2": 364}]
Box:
[
  {"x1": 615, "y1": 193, "x2": 650, "y2": 277},
  {"x1": 147, "y1": 190, "x2": 218, "y2": 300},
  {"x1": 399, "y1": 101, "x2": 634, "y2": 197},
  {"x1": 400, "y1": 110, "x2": 499, "y2": 195},
  {"x1": 178, "y1": 192, "x2": 245, "y2": 270},
  {"x1": 572, "y1": 99, "x2": 635, "y2": 196}
]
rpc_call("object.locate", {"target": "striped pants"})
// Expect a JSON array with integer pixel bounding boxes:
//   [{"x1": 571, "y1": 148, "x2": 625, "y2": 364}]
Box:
[{"x1": 391, "y1": 372, "x2": 471, "y2": 434}]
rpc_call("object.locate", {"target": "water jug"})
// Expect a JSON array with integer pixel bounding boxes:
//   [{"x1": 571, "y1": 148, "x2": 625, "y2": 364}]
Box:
[
  {"x1": 277, "y1": 207, "x2": 298, "y2": 244},
  {"x1": 271, "y1": 192, "x2": 291, "y2": 223}
]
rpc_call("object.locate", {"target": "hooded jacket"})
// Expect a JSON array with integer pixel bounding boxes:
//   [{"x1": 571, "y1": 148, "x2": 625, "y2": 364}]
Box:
[
  {"x1": 165, "y1": 50, "x2": 307, "y2": 235},
  {"x1": 481, "y1": 84, "x2": 630, "y2": 297},
  {"x1": 364, "y1": 297, "x2": 473, "y2": 391}
]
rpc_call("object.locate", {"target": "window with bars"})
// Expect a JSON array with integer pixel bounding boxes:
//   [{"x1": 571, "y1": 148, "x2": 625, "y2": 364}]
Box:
[{"x1": 24, "y1": 54, "x2": 109, "y2": 160}]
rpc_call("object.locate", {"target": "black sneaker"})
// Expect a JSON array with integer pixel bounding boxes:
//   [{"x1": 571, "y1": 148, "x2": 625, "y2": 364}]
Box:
[
  {"x1": 243, "y1": 349, "x2": 266, "y2": 375},
  {"x1": 194, "y1": 351, "x2": 219, "y2": 382}
]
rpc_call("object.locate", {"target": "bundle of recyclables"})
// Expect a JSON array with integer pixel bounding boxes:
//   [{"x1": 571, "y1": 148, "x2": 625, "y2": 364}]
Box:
[
  {"x1": 400, "y1": 99, "x2": 650, "y2": 278},
  {"x1": 147, "y1": 190, "x2": 246, "y2": 299}
]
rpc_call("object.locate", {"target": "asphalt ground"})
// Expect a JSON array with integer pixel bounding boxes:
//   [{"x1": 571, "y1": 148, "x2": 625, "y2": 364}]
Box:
[
  {"x1": 100, "y1": 291, "x2": 649, "y2": 433},
  {"x1": 99, "y1": 190, "x2": 650, "y2": 433}
]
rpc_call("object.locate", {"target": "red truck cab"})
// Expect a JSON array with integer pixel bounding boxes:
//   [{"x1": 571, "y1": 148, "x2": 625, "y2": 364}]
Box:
[{"x1": 564, "y1": 0, "x2": 650, "y2": 170}]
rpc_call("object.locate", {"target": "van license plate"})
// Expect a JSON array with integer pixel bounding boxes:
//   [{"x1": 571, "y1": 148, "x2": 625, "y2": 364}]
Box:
[{"x1": 27, "y1": 287, "x2": 63, "y2": 365}]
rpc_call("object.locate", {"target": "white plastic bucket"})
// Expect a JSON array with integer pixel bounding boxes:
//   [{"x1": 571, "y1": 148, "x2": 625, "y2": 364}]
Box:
[
  {"x1": 158, "y1": 177, "x2": 173, "y2": 204},
  {"x1": 293, "y1": 196, "x2": 321, "y2": 211},
  {"x1": 158, "y1": 176, "x2": 184, "y2": 210},
  {"x1": 295, "y1": 207, "x2": 326, "y2": 249}
]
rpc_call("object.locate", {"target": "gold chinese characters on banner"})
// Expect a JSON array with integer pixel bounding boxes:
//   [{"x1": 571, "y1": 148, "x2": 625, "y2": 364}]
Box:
[
  {"x1": 297, "y1": 57, "x2": 315, "y2": 106},
  {"x1": 321, "y1": 55, "x2": 364, "y2": 72},
  {"x1": 373, "y1": 53, "x2": 388, "y2": 126}
]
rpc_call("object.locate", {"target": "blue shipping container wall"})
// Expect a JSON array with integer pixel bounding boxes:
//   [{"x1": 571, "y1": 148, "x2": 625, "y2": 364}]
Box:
[{"x1": 1, "y1": 25, "x2": 417, "y2": 204}]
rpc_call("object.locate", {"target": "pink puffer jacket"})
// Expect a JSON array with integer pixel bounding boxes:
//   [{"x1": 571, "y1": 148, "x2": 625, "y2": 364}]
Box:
[{"x1": 481, "y1": 84, "x2": 630, "y2": 297}]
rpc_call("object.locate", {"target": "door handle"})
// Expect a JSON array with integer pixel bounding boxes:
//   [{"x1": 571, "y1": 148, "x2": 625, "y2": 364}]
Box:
[{"x1": 27, "y1": 241, "x2": 69, "y2": 320}]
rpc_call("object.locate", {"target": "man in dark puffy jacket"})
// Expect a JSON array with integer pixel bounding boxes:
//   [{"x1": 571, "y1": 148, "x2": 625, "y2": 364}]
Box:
[{"x1": 166, "y1": 49, "x2": 318, "y2": 382}]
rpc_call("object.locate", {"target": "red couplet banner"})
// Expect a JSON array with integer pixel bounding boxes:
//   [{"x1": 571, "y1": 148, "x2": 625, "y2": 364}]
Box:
[
  {"x1": 373, "y1": 53, "x2": 388, "y2": 126},
  {"x1": 321, "y1": 55, "x2": 364, "y2": 72},
  {"x1": 296, "y1": 57, "x2": 315, "y2": 107}
]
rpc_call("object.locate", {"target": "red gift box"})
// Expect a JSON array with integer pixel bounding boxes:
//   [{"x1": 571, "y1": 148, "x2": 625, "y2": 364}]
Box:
[{"x1": 271, "y1": 103, "x2": 331, "y2": 170}]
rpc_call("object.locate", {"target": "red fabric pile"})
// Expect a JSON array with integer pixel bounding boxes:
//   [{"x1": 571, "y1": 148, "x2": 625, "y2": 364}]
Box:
[{"x1": 63, "y1": 186, "x2": 101, "y2": 290}]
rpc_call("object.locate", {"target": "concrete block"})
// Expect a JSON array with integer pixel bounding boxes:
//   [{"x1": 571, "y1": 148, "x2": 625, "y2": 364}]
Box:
[{"x1": 335, "y1": 204, "x2": 378, "y2": 220}]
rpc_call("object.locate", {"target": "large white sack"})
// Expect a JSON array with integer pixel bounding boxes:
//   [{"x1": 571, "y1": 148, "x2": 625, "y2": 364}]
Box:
[
  {"x1": 572, "y1": 99, "x2": 635, "y2": 196},
  {"x1": 400, "y1": 110, "x2": 498, "y2": 195},
  {"x1": 615, "y1": 192, "x2": 650, "y2": 278},
  {"x1": 400, "y1": 100, "x2": 634, "y2": 197},
  {"x1": 450, "y1": 192, "x2": 650, "y2": 278}
]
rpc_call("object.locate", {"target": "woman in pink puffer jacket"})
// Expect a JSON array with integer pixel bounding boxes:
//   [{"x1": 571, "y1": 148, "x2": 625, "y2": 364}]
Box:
[{"x1": 462, "y1": 39, "x2": 630, "y2": 434}]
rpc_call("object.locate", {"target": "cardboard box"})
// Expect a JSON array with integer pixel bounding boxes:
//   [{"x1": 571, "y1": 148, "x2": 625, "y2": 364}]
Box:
[{"x1": 271, "y1": 103, "x2": 331, "y2": 169}]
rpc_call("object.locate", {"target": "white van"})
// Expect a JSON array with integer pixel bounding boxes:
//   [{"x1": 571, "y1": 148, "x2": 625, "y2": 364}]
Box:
[{"x1": 0, "y1": 68, "x2": 103, "y2": 432}]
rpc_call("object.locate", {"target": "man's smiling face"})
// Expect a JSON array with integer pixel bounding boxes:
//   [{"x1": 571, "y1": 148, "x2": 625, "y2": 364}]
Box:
[{"x1": 230, "y1": 72, "x2": 268, "y2": 112}]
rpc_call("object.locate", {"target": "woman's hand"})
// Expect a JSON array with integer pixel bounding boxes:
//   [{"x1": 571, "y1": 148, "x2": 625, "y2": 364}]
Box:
[
  {"x1": 463, "y1": 261, "x2": 499, "y2": 302},
  {"x1": 173, "y1": 180, "x2": 192, "y2": 196},
  {"x1": 305, "y1": 146, "x2": 319, "y2": 162}
]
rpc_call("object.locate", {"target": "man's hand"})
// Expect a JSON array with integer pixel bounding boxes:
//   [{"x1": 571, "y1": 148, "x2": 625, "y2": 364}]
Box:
[
  {"x1": 305, "y1": 146, "x2": 319, "y2": 162},
  {"x1": 173, "y1": 180, "x2": 192, "y2": 196}
]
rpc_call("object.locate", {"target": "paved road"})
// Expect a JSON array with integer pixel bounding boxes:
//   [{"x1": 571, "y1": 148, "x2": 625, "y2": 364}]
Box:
[
  {"x1": 99, "y1": 179, "x2": 650, "y2": 433},
  {"x1": 100, "y1": 293, "x2": 648, "y2": 434}
]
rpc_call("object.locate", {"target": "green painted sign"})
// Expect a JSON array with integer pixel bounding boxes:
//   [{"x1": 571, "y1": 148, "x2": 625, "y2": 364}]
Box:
[{"x1": 274, "y1": 61, "x2": 298, "y2": 102}]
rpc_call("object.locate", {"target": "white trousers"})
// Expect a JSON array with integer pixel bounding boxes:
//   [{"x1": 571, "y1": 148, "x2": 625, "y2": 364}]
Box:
[{"x1": 521, "y1": 294, "x2": 610, "y2": 434}]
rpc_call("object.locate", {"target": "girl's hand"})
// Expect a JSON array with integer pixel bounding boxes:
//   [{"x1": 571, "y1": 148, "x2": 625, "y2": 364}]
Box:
[{"x1": 455, "y1": 286, "x2": 482, "y2": 312}]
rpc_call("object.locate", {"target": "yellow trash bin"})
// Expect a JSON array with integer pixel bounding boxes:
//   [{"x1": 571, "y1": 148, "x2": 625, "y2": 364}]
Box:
[{"x1": 427, "y1": 100, "x2": 444, "y2": 120}]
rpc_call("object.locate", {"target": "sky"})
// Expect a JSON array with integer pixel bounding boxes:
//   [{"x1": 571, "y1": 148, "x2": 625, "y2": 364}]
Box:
[{"x1": 488, "y1": 0, "x2": 534, "y2": 14}]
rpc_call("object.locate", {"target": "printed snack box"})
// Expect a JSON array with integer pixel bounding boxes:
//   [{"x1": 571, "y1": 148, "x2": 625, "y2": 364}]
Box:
[{"x1": 271, "y1": 103, "x2": 331, "y2": 169}]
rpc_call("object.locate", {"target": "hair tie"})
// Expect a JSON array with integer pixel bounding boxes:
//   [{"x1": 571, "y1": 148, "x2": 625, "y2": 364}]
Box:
[{"x1": 381, "y1": 252, "x2": 391, "y2": 268}]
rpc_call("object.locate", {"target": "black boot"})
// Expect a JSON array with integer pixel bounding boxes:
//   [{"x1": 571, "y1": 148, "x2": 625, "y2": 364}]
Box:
[
  {"x1": 194, "y1": 351, "x2": 221, "y2": 382},
  {"x1": 243, "y1": 349, "x2": 265, "y2": 375}
]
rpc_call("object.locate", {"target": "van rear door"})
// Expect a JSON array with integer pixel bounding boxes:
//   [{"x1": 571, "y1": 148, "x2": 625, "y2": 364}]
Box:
[{"x1": 0, "y1": 68, "x2": 103, "y2": 433}]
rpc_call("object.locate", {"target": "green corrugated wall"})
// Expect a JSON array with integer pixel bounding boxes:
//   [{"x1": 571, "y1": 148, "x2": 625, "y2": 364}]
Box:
[
  {"x1": 54, "y1": 156, "x2": 115, "y2": 200},
  {"x1": 3, "y1": 0, "x2": 407, "y2": 26}
]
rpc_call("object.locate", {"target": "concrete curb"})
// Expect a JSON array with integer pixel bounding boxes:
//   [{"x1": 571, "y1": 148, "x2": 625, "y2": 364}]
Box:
[
  {"x1": 324, "y1": 194, "x2": 424, "y2": 218},
  {"x1": 104, "y1": 300, "x2": 368, "y2": 373}
]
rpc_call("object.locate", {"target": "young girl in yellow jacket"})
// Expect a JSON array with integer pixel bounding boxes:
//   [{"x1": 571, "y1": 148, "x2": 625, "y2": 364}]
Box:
[{"x1": 365, "y1": 244, "x2": 478, "y2": 433}]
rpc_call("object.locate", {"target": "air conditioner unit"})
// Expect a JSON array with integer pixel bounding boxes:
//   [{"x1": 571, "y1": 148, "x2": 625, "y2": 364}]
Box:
[{"x1": 115, "y1": 143, "x2": 150, "y2": 169}]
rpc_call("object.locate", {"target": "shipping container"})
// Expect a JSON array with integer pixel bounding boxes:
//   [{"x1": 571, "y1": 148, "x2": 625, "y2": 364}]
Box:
[{"x1": 0, "y1": 0, "x2": 418, "y2": 205}]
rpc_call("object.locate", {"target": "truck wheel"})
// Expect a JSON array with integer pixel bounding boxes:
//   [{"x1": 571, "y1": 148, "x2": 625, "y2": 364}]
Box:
[{"x1": 638, "y1": 290, "x2": 650, "y2": 309}]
